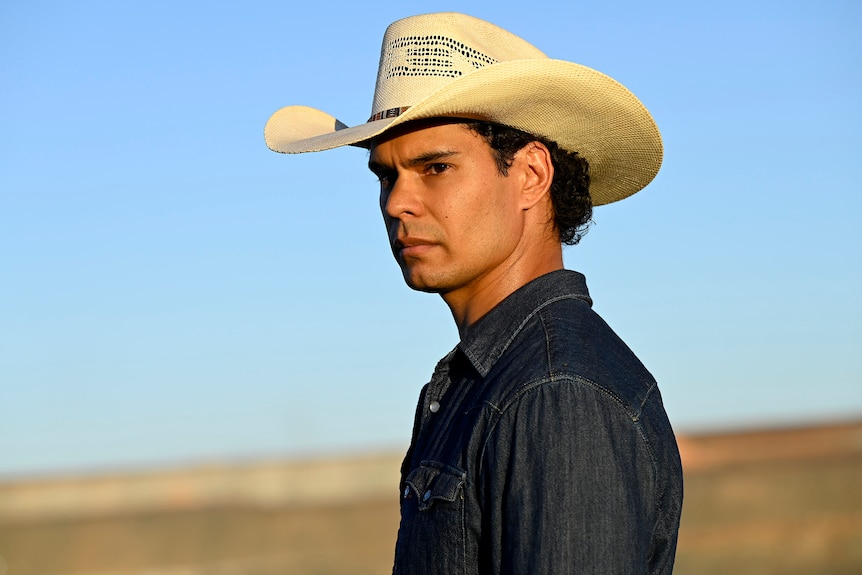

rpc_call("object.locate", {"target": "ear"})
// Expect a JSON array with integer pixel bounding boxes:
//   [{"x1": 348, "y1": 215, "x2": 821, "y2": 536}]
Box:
[{"x1": 515, "y1": 141, "x2": 554, "y2": 211}]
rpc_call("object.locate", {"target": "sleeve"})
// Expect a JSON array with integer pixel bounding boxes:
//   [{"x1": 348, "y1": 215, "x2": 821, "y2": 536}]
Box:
[{"x1": 479, "y1": 379, "x2": 658, "y2": 574}]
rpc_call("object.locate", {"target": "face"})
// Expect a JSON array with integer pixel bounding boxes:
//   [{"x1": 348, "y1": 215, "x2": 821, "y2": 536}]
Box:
[{"x1": 369, "y1": 122, "x2": 530, "y2": 301}]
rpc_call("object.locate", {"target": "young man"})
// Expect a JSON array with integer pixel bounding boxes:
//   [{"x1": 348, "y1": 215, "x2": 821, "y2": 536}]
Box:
[{"x1": 265, "y1": 12, "x2": 683, "y2": 574}]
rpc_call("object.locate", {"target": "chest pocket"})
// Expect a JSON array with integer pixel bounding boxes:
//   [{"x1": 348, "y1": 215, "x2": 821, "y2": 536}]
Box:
[
  {"x1": 393, "y1": 460, "x2": 468, "y2": 575},
  {"x1": 405, "y1": 460, "x2": 466, "y2": 510}
]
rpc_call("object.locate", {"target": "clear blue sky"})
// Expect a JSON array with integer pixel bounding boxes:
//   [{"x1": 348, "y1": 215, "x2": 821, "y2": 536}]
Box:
[{"x1": 2, "y1": 0, "x2": 860, "y2": 478}]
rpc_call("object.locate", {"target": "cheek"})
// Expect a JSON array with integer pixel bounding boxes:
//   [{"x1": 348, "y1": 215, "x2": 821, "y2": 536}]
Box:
[
  {"x1": 438, "y1": 177, "x2": 520, "y2": 246},
  {"x1": 474, "y1": 192, "x2": 522, "y2": 234},
  {"x1": 454, "y1": 207, "x2": 519, "y2": 261}
]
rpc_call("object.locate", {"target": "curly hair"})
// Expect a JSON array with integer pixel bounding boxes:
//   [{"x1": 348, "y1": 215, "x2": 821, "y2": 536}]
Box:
[{"x1": 464, "y1": 121, "x2": 592, "y2": 245}]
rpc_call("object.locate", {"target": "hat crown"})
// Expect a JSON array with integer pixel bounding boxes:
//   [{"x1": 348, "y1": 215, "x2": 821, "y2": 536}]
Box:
[
  {"x1": 265, "y1": 12, "x2": 662, "y2": 205},
  {"x1": 369, "y1": 13, "x2": 547, "y2": 122}
]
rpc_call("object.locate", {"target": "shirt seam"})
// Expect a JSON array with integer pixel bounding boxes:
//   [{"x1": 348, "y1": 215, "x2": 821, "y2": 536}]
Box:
[
  {"x1": 478, "y1": 374, "x2": 660, "y2": 480},
  {"x1": 462, "y1": 293, "x2": 592, "y2": 376}
]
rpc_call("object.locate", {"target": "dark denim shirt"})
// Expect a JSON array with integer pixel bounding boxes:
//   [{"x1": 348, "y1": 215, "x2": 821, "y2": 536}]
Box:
[{"x1": 392, "y1": 270, "x2": 683, "y2": 575}]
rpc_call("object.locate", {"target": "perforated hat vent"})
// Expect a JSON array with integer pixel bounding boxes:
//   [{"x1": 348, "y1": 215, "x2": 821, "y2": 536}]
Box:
[{"x1": 381, "y1": 35, "x2": 497, "y2": 79}]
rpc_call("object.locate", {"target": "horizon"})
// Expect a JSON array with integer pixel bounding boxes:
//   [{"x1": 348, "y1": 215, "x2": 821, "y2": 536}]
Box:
[{"x1": 2, "y1": 0, "x2": 860, "y2": 478}]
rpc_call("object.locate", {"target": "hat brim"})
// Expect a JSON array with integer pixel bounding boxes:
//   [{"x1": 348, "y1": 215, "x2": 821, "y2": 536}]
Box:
[{"x1": 264, "y1": 59, "x2": 662, "y2": 205}]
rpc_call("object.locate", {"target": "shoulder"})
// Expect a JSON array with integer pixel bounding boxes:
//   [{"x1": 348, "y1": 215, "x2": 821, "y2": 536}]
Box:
[
  {"x1": 482, "y1": 294, "x2": 680, "y2": 473},
  {"x1": 486, "y1": 294, "x2": 656, "y2": 412}
]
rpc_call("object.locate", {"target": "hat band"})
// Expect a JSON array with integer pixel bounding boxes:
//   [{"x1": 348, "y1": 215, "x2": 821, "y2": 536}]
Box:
[{"x1": 368, "y1": 106, "x2": 411, "y2": 123}]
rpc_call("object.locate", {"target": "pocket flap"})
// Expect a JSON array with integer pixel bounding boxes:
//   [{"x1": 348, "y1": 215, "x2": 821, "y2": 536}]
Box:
[{"x1": 404, "y1": 461, "x2": 466, "y2": 511}]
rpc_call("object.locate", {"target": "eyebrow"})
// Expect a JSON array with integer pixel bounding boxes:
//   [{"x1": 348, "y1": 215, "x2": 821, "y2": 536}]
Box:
[{"x1": 368, "y1": 149, "x2": 459, "y2": 174}]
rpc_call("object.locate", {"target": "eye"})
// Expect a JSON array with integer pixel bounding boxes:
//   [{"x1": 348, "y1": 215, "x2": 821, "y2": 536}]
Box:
[
  {"x1": 375, "y1": 171, "x2": 396, "y2": 189},
  {"x1": 426, "y1": 163, "x2": 450, "y2": 175}
]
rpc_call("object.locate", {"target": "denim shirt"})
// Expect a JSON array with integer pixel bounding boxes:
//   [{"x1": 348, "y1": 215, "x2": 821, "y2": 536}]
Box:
[{"x1": 392, "y1": 270, "x2": 683, "y2": 575}]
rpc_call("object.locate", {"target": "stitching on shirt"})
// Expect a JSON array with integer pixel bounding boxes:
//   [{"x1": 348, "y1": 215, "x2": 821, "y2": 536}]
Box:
[
  {"x1": 503, "y1": 294, "x2": 590, "y2": 354},
  {"x1": 632, "y1": 385, "x2": 664, "y2": 520},
  {"x1": 504, "y1": 373, "x2": 632, "y2": 416},
  {"x1": 538, "y1": 312, "x2": 554, "y2": 379},
  {"x1": 466, "y1": 293, "x2": 591, "y2": 375},
  {"x1": 512, "y1": 374, "x2": 661, "y2": 478},
  {"x1": 640, "y1": 380, "x2": 658, "y2": 413},
  {"x1": 479, "y1": 374, "x2": 662, "y2": 494},
  {"x1": 477, "y1": 374, "x2": 644, "y2": 476}
]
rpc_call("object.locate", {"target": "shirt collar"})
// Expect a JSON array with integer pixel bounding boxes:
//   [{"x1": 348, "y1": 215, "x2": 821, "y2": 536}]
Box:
[{"x1": 458, "y1": 270, "x2": 593, "y2": 377}]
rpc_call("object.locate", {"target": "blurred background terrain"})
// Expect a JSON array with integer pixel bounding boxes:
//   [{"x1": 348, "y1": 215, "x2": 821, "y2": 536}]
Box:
[
  {"x1": 2, "y1": 4, "x2": 860, "y2": 573},
  {"x1": 1, "y1": 419, "x2": 860, "y2": 575}
]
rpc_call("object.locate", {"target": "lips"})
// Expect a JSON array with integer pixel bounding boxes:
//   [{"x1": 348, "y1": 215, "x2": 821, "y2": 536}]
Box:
[{"x1": 393, "y1": 237, "x2": 436, "y2": 258}]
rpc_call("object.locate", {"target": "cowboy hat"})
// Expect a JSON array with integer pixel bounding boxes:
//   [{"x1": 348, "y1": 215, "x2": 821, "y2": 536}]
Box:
[{"x1": 264, "y1": 12, "x2": 662, "y2": 205}]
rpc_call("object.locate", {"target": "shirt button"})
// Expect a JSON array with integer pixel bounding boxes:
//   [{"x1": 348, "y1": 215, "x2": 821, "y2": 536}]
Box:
[
  {"x1": 422, "y1": 490, "x2": 432, "y2": 502},
  {"x1": 429, "y1": 400, "x2": 440, "y2": 413}
]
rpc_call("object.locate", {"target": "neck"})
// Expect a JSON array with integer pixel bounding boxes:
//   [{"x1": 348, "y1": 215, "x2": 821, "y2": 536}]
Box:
[{"x1": 444, "y1": 244, "x2": 563, "y2": 338}]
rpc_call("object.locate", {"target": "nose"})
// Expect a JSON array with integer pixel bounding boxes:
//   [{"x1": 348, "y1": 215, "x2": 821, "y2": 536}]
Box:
[{"x1": 380, "y1": 174, "x2": 421, "y2": 220}]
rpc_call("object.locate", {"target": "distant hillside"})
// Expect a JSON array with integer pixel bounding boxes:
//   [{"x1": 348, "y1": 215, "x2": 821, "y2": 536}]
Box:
[
  {"x1": 0, "y1": 452, "x2": 402, "y2": 522},
  {"x1": 677, "y1": 418, "x2": 862, "y2": 471},
  {"x1": 1, "y1": 419, "x2": 860, "y2": 575}
]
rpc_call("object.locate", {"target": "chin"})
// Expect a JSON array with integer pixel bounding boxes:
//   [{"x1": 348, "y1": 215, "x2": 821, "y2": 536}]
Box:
[
  {"x1": 404, "y1": 278, "x2": 444, "y2": 294},
  {"x1": 401, "y1": 269, "x2": 447, "y2": 294}
]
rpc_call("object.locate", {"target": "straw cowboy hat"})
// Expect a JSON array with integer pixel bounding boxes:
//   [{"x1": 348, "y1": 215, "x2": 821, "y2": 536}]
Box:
[{"x1": 264, "y1": 12, "x2": 662, "y2": 205}]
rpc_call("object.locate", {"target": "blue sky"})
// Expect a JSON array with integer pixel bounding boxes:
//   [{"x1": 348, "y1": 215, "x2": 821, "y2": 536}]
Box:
[{"x1": 2, "y1": 0, "x2": 860, "y2": 477}]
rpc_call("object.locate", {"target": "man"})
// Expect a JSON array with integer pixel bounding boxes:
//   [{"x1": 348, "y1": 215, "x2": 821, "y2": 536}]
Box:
[{"x1": 265, "y1": 12, "x2": 683, "y2": 574}]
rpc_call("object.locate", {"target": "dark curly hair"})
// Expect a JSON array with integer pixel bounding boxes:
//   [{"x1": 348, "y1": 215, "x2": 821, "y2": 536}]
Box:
[{"x1": 464, "y1": 121, "x2": 592, "y2": 245}]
